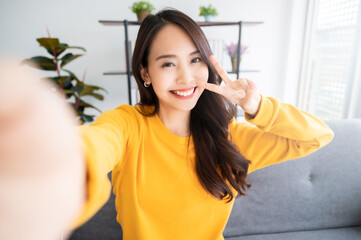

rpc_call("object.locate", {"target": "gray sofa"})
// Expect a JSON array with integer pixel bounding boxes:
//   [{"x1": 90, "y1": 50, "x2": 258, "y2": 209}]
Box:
[{"x1": 69, "y1": 119, "x2": 361, "y2": 240}]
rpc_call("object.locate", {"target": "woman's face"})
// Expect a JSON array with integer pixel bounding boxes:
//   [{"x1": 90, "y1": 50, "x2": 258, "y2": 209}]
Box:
[{"x1": 141, "y1": 24, "x2": 209, "y2": 115}]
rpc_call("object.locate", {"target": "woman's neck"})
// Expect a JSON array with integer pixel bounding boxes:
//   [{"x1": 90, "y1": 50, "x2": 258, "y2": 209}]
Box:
[{"x1": 157, "y1": 107, "x2": 191, "y2": 137}]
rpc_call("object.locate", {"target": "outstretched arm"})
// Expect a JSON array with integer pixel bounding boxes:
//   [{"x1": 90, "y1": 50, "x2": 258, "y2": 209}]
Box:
[
  {"x1": 229, "y1": 95, "x2": 334, "y2": 172},
  {"x1": 75, "y1": 106, "x2": 131, "y2": 227},
  {"x1": 196, "y1": 55, "x2": 334, "y2": 173},
  {"x1": 0, "y1": 59, "x2": 85, "y2": 240}
]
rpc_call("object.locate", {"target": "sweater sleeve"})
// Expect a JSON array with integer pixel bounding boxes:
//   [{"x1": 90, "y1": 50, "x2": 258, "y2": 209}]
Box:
[
  {"x1": 72, "y1": 105, "x2": 136, "y2": 228},
  {"x1": 229, "y1": 95, "x2": 334, "y2": 174}
]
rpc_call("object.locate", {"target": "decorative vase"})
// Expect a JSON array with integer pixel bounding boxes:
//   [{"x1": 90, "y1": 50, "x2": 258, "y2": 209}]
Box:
[
  {"x1": 137, "y1": 10, "x2": 150, "y2": 22},
  {"x1": 231, "y1": 57, "x2": 241, "y2": 72},
  {"x1": 204, "y1": 15, "x2": 212, "y2": 22}
]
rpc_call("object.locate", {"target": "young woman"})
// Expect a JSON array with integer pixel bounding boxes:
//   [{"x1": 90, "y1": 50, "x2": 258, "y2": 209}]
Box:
[
  {"x1": 0, "y1": 8, "x2": 333, "y2": 240},
  {"x1": 75, "y1": 9, "x2": 334, "y2": 240}
]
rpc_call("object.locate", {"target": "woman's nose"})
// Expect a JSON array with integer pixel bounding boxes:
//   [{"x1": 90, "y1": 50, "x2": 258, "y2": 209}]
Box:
[{"x1": 176, "y1": 65, "x2": 194, "y2": 85}]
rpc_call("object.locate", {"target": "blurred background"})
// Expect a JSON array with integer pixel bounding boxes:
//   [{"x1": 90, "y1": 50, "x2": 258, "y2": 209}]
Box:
[{"x1": 1, "y1": 0, "x2": 360, "y2": 120}]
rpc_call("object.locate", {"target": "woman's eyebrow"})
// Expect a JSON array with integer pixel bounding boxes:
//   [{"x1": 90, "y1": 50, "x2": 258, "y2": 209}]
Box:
[
  {"x1": 155, "y1": 54, "x2": 176, "y2": 61},
  {"x1": 190, "y1": 50, "x2": 200, "y2": 56},
  {"x1": 155, "y1": 50, "x2": 200, "y2": 61}
]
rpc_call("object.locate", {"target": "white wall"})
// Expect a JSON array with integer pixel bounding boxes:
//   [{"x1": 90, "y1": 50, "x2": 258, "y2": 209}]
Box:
[{"x1": 0, "y1": 0, "x2": 307, "y2": 116}]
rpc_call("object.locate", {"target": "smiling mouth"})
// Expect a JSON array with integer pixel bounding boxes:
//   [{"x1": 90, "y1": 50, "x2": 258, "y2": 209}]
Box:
[{"x1": 170, "y1": 87, "x2": 197, "y2": 97}]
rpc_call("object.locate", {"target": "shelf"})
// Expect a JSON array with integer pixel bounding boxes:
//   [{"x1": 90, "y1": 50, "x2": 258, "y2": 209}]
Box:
[
  {"x1": 197, "y1": 21, "x2": 263, "y2": 27},
  {"x1": 99, "y1": 20, "x2": 142, "y2": 26},
  {"x1": 99, "y1": 20, "x2": 263, "y2": 27},
  {"x1": 227, "y1": 70, "x2": 261, "y2": 73},
  {"x1": 103, "y1": 70, "x2": 260, "y2": 75}
]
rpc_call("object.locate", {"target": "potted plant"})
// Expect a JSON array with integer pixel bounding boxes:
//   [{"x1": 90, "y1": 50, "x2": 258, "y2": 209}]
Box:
[
  {"x1": 226, "y1": 42, "x2": 248, "y2": 72},
  {"x1": 130, "y1": 1, "x2": 155, "y2": 22},
  {"x1": 22, "y1": 35, "x2": 107, "y2": 124},
  {"x1": 199, "y1": 4, "x2": 218, "y2": 22}
]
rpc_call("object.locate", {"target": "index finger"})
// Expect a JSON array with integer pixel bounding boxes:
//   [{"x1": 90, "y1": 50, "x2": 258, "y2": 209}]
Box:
[
  {"x1": 196, "y1": 81, "x2": 224, "y2": 96},
  {"x1": 209, "y1": 55, "x2": 232, "y2": 85}
]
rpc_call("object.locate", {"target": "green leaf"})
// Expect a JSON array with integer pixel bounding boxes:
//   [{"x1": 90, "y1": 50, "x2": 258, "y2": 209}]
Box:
[
  {"x1": 72, "y1": 82, "x2": 106, "y2": 100},
  {"x1": 78, "y1": 100, "x2": 102, "y2": 113},
  {"x1": 71, "y1": 85, "x2": 84, "y2": 94},
  {"x1": 63, "y1": 68, "x2": 79, "y2": 80},
  {"x1": 62, "y1": 76, "x2": 73, "y2": 89},
  {"x1": 21, "y1": 58, "x2": 39, "y2": 69},
  {"x1": 23, "y1": 56, "x2": 56, "y2": 71},
  {"x1": 37, "y1": 38, "x2": 60, "y2": 49},
  {"x1": 87, "y1": 93, "x2": 104, "y2": 100},
  {"x1": 80, "y1": 84, "x2": 107, "y2": 95},
  {"x1": 66, "y1": 46, "x2": 87, "y2": 52},
  {"x1": 45, "y1": 44, "x2": 86, "y2": 57},
  {"x1": 48, "y1": 76, "x2": 68, "y2": 85},
  {"x1": 60, "y1": 53, "x2": 83, "y2": 68},
  {"x1": 80, "y1": 114, "x2": 94, "y2": 123},
  {"x1": 63, "y1": 89, "x2": 74, "y2": 94},
  {"x1": 46, "y1": 43, "x2": 68, "y2": 56}
]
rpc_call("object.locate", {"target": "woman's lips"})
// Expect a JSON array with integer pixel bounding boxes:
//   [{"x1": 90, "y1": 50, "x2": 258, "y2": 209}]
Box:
[{"x1": 170, "y1": 87, "x2": 197, "y2": 98}]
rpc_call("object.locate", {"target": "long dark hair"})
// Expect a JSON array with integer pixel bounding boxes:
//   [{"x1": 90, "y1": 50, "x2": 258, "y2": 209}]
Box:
[{"x1": 132, "y1": 9, "x2": 251, "y2": 202}]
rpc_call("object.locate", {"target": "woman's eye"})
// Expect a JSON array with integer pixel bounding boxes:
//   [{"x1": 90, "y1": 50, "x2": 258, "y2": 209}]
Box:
[
  {"x1": 191, "y1": 57, "x2": 202, "y2": 63},
  {"x1": 161, "y1": 62, "x2": 174, "y2": 68}
]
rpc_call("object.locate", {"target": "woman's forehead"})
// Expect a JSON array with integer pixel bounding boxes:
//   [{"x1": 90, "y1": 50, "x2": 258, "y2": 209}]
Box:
[{"x1": 148, "y1": 24, "x2": 198, "y2": 58}]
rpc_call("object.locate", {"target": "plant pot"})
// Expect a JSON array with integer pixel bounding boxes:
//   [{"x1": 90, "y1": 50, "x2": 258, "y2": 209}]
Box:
[
  {"x1": 137, "y1": 10, "x2": 150, "y2": 22},
  {"x1": 204, "y1": 15, "x2": 212, "y2": 22},
  {"x1": 231, "y1": 57, "x2": 241, "y2": 72}
]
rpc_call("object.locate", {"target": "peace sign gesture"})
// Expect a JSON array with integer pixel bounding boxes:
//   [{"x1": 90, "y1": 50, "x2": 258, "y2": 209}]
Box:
[{"x1": 197, "y1": 55, "x2": 261, "y2": 117}]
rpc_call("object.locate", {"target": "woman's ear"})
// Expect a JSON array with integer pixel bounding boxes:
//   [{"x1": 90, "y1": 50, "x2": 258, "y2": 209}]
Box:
[{"x1": 140, "y1": 66, "x2": 151, "y2": 84}]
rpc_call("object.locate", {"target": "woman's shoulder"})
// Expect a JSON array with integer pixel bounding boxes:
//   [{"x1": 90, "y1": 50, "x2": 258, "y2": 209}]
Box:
[
  {"x1": 112, "y1": 104, "x2": 155, "y2": 118},
  {"x1": 96, "y1": 104, "x2": 155, "y2": 126},
  {"x1": 103, "y1": 104, "x2": 153, "y2": 118},
  {"x1": 90, "y1": 104, "x2": 143, "y2": 126}
]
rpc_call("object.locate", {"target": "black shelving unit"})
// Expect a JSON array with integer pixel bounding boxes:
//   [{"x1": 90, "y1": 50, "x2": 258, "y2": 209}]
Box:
[{"x1": 99, "y1": 20, "x2": 263, "y2": 105}]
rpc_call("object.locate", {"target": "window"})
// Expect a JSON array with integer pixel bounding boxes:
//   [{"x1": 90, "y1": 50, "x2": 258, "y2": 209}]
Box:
[{"x1": 298, "y1": 0, "x2": 361, "y2": 119}]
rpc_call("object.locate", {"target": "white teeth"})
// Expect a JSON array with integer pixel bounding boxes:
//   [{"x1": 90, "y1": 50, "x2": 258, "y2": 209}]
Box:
[{"x1": 172, "y1": 88, "x2": 195, "y2": 97}]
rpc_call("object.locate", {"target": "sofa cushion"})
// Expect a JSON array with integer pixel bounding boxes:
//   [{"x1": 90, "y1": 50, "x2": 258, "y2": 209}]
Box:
[
  {"x1": 225, "y1": 226, "x2": 361, "y2": 240},
  {"x1": 224, "y1": 119, "x2": 361, "y2": 237}
]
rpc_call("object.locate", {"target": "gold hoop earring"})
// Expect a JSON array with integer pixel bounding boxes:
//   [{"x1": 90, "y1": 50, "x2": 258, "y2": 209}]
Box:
[{"x1": 144, "y1": 82, "x2": 150, "y2": 88}]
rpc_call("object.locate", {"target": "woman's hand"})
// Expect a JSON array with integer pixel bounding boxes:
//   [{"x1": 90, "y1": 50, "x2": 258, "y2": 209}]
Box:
[
  {"x1": 0, "y1": 59, "x2": 85, "y2": 240},
  {"x1": 197, "y1": 55, "x2": 261, "y2": 117}
]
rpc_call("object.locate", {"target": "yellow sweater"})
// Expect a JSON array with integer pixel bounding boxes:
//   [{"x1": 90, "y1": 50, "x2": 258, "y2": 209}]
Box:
[{"x1": 75, "y1": 95, "x2": 333, "y2": 239}]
